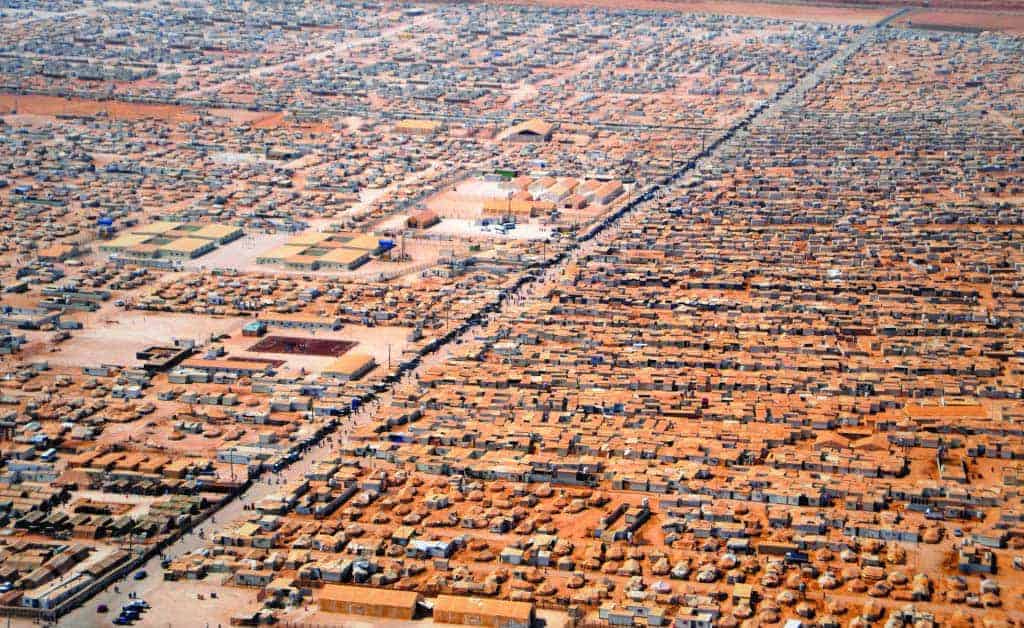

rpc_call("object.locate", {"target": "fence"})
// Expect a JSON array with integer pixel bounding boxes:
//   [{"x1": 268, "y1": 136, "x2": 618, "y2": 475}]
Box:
[{"x1": 0, "y1": 604, "x2": 47, "y2": 620}]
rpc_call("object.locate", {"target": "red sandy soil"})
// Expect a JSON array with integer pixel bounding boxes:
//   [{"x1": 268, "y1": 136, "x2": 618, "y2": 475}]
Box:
[
  {"x1": 0, "y1": 94, "x2": 324, "y2": 131},
  {"x1": 813, "y1": 0, "x2": 1024, "y2": 8},
  {"x1": 252, "y1": 111, "x2": 287, "y2": 128},
  {"x1": 895, "y1": 9, "x2": 1024, "y2": 32},
  {"x1": 247, "y1": 335, "x2": 357, "y2": 357},
  {"x1": 427, "y1": 0, "x2": 895, "y2": 24},
  {"x1": 0, "y1": 93, "x2": 197, "y2": 123}
]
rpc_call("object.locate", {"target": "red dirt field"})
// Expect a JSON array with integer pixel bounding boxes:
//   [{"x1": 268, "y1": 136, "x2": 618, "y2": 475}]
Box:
[
  {"x1": 251, "y1": 110, "x2": 287, "y2": 128},
  {"x1": 247, "y1": 336, "x2": 358, "y2": 357},
  {"x1": 894, "y1": 9, "x2": 1024, "y2": 32},
  {"x1": 0, "y1": 93, "x2": 198, "y2": 123},
  {"x1": 804, "y1": 0, "x2": 1024, "y2": 8}
]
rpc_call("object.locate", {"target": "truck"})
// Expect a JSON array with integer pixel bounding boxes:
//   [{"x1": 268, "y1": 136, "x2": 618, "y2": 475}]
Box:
[{"x1": 785, "y1": 551, "x2": 809, "y2": 565}]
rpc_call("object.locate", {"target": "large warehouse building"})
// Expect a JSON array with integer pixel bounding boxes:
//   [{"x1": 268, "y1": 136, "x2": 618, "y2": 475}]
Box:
[
  {"x1": 433, "y1": 595, "x2": 534, "y2": 628},
  {"x1": 318, "y1": 584, "x2": 420, "y2": 619}
]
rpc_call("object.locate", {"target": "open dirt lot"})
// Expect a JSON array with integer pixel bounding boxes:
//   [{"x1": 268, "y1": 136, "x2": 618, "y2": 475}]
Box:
[
  {"x1": 182, "y1": 231, "x2": 294, "y2": 272},
  {"x1": 67, "y1": 491, "x2": 157, "y2": 520},
  {"x1": 40, "y1": 311, "x2": 244, "y2": 368},
  {"x1": 345, "y1": 240, "x2": 452, "y2": 281},
  {"x1": 424, "y1": 178, "x2": 511, "y2": 221},
  {"x1": 0, "y1": 93, "x2": 198, "y2": 123},
  {"x1": 18, "y1": 570, "x2": 260, "y2": 628},
  {"x1": 895, "y1": 9, "x2": 1024, "y2": 32}
]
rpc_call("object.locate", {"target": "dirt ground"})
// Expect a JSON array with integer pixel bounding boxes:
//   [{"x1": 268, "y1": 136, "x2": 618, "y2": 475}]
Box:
[
  {"x1": 36, "y1": 310, "x2": 244, "y2": 368},
  {"x1": 810, "y1": 0, "x2": 1024, "y2": 9},
  {"x1": 182, "y1": 231, "x2": 295, "y2": 272},
  {"x1": 68, "y1": 491, "x2": 157, "y2": 520},
  {"x1": 346, "y1": 239, "x2": 456, "y2": 281},
  {"x1": 0, "y1": 93, "x2": 198, "y2": 123},
  {"x1": 895, "y1": 8, "x2": 1024, "y2": 32},
  {"x1": 425, "y1": 178, "x2": 512, "y2": 221},
  {"x1": 23, "y1": 569, "x2": 260, "y2": 628}
]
